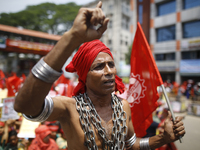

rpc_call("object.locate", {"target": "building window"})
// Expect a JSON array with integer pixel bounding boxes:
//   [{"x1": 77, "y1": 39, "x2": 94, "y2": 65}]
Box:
[
  {"x1": 183, "y1": 0, "x2": 200, "y2": 9},
  {"x1": 155, "y1": 53, "x2": 175, "y2": 61},
  {"x1": 108, "y1": 39, "x2": 112, "y2": 45},
  {"x1": 109, "y1": 20, "x2": 112, "y2": 28},
  {"x1": 157, "y1": 25, "x2": 175, "y2": 42},
  {"x1": 182, "y1": 50, "x2": 200, "y2": 59},
  {"x1": 121, "y1": 15, "x2": 130, "y2": 30},
  {"x1": 157, "y1": 0, "x2": 176, "y2": 16},
  {"x1": 109, "y1": 4, "x2": 113, "y2": 10},
  {"x1": 183, "y1": 21, "x2": 200, "y2": 38},
  {"x1": 138, "y1": 5, "x2": 143, "y2": 24}
]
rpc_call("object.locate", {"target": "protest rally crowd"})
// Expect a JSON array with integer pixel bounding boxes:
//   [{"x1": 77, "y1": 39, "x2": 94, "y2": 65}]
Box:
[
  {"x1": 0, "y1": 2, "x2": 186, "y2": 150},
  {"x1": 0, "y1": 70, "x2": 191, "y2": 150}
]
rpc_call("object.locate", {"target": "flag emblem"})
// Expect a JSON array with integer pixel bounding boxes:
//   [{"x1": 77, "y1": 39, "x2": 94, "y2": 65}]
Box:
[{"x1": 127, "y1": 73, "x2": 147, "y2": 107}]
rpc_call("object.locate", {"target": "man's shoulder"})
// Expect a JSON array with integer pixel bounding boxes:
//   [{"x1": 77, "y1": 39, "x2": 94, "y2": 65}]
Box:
[{"x1": 117, "y1": 96, "x2": 129, "y2": 106}]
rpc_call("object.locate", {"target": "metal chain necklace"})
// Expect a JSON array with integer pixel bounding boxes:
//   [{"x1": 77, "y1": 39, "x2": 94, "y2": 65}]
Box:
[{"x1": 74, "y1": 93, "x2": 127, "y2": 150}]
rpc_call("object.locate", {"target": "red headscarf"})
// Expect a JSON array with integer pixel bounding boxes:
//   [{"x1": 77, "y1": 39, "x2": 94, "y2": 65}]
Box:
[
  {"x1": 0, "y1": 121, "x2": 5, "y2": 127},
  {"x1": 28, "y1": 125, "x2": 59, "y2": 150},
  {"x1": 65, "y1": 40, "x2": 125, "y2": 96}
]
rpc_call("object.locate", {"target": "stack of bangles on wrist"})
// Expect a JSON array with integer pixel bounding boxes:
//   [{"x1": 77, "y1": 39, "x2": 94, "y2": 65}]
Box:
[
  {"x1": 23, "y1": 57, "x2": 62, "y2": 122},
  {"x1": 125, "y1": 133, "x2": 136, "y2": 149},
  {"x1": 140, "y1": 138, "x2": 151, "y2": 150},
  {"x1": 125, "y1": 134, "x2": 151, "y2": 150},
  {"x1": 22, "y1": 95, "x2": 54, "y2": 122},
  {"x1": 31, "y1": 57, "x2": 62, "y2": 83}
]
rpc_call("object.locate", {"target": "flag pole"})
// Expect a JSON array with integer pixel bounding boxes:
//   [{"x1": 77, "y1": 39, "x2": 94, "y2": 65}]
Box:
[{"x1": 161, "y1": 84, "x2": 182, "y2": 143}]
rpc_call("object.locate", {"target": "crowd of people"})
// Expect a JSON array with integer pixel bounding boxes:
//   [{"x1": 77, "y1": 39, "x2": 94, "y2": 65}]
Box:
[
  {"x1": 158, "y1": 80, "x2": 200, "y2": 102},
  {"x1": 0, "y1": 118, "x2": 68, "y2": 150}
]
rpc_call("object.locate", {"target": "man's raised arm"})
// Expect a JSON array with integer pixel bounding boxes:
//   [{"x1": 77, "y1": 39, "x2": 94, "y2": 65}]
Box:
[{"x1": 14, "y1": 1, "x2": 109, "y2": 118}]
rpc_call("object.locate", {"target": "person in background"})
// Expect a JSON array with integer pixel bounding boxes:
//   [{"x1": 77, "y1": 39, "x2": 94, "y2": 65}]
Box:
[
  {"x1": 56, "y1": 129, "x2": 68, "y2": 150},
  {"x1": 0, "y1": 121, "x2": 8, "y2": 149},
  {"x1": 18, "y1": 138, "x2": 29, "y2": 150},
  {"x1": 48, "y1": 124, "x2": 59, "y2": 141},
  {"x1": 28, "y1": 125, "x2": 59, "y2": 150},
  {"x1": 4, "y1": 130, "x2": 18, "y2": 150}
]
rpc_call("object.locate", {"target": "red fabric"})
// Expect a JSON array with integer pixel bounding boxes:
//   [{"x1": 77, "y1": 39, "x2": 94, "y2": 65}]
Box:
[
  {"x1": 0, "y1": 70, "x2": 5, "y2": 89},
  {"x1": 65, "y1": 39, "x2": 125, "y2": 96},
  {"x1": 127, "y1": 22, "x2": 163, "y2": 137},
  {"x1": 6, "y1": 74, "x2": 22, "y2": 97},
  {"x1": 0, "y1": 121, "x2": 5, "y2": 127},
  {"x1": 55, "y1": 74, "x2": 69, "y2": 86},
  {"x1": 48, "y1": 125, "x2": 59, "y2": 132},
  {"x1": 28, "y1": 125, "x2": 59, "y2": 150},
  {"x1": 66, "y1": 81, "x2": 74, "y2": 97},
  {"x1": 0, "y1": 70, "x2": 5, "y2": 79}
]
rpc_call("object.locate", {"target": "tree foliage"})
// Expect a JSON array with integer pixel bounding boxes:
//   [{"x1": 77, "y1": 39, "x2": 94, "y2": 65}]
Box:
[{"x1": 0, "y1": 2, "x2": 81, "y2": 35}]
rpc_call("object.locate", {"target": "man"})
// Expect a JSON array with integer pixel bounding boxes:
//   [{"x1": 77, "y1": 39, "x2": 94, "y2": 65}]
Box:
[
  {"x1": 28, "y1": 125, "x2": 59, "y2": 150},
  {"x1": 14, "y1": 1, "x2": 185, "y2": 150}
]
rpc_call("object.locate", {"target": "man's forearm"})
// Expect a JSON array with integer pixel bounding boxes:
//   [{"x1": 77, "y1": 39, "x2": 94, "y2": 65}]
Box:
[
  {"x1": 44, "y1": 30, "x2": 82, "y2": 71},
  {"x1": 149, "y1": 134, "x2": 166, "y2": 149},
  {"x1": 14, "y1": 30, "x2": 81, "y2": 116}
]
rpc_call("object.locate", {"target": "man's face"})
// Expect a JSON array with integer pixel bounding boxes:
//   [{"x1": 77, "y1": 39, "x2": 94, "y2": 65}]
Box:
[
  {"x1": 9, "y1": 135, "x2": 18, "y2": 146},
  {"x1": 86, "y1": 52, "x2": 116, "y2": 95},
  {"x1": 43, "y1": 134, "x2": 50, "y2": 143}
]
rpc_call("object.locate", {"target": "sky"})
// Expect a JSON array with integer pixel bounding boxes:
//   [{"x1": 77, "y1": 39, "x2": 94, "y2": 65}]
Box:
[{"x1": 0, "y1": 0, "x2": 95, "y2": 13}]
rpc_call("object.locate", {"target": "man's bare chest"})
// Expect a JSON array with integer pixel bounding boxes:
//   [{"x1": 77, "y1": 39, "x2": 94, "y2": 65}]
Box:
[{"x1": 74, "y1": 93, "x2": 128, "y2": 149}]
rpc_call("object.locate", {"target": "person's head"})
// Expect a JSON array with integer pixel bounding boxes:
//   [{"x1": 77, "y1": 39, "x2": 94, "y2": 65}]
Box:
[
  {"x1": 48, "y1": 125, "x2": 59, "y2": 140},
  {"x1": 8, "y1": 130, "x2": 18, "y2": 146},
  {"x1": 35, "y1": 125, "x2": 51, "y2": 144},
  {"x1": 65, "y1": 40, "x2": 124, "y2": 96},
  {"x1": 0, "y1": 122, "x2": 5, "y2": 135},
  {"x1": 86, "y1": 52, "x2": 116, "y2": 95}
]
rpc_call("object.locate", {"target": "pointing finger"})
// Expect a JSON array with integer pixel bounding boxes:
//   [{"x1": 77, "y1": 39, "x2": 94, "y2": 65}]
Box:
[{"x1": 96, "y1": 1, "x2": 102, "y2": 8}]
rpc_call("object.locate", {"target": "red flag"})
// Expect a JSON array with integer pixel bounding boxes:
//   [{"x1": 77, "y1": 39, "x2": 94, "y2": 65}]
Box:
[
  {"x1": 6, "y1": 74, "x2": 22, "y2": 97},
  {"x1": 127, "y1": 22, "x2": 163, "y2": 137},
  {"x1": 0, "y1": 70, "x2": 6, "y2": 89}
]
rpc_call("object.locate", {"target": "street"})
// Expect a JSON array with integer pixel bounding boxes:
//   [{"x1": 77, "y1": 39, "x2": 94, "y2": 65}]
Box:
[{"x1": 175, "y1": 113, "x2": 200, "y2": 150}]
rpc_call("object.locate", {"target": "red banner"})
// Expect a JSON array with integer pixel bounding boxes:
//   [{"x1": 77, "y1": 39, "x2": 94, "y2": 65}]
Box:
[{"x1": 6, "y1": 39, "x2": 54, "y2": 52}]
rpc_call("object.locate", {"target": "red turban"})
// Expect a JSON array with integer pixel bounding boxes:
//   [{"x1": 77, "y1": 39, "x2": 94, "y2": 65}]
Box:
[
  {"x1": 65, "y1": 39, "x2": 125, "y2": 96},
  {"x1": 35, "y1": 125, "x2": 51, "y2": 140},
  {"x1": 29, "y1": 125, "x2": 59, "y2": 150}
]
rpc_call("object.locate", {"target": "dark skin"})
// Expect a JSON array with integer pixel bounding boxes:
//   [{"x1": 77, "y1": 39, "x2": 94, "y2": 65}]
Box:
[{"x1": 14, "y1": 1, "x2": 185, "y2": 150}]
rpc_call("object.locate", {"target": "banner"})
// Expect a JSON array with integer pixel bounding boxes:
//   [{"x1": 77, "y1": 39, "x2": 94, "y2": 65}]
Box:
[
  {"x1": 18, "y1": 117, "x2": 40, "y2": 138},
  {"x1": 1, "y1": 97, "x2": 19, "y2": 121},
  {"x1": 6, "y1": 39, "x2": 54, "y2": 52}
]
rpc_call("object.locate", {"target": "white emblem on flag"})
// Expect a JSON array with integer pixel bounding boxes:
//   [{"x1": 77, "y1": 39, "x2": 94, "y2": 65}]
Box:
[{"x1": 127, "y1": 73, "x2": 147, "y2": 107}]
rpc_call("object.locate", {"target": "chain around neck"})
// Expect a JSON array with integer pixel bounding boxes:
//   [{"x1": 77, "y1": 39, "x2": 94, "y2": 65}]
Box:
[{"x1": 74, "y1": 93, "x2": 127, "y2": 150}]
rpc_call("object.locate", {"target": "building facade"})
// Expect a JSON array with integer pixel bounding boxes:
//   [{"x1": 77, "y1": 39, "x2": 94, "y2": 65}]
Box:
[
  {"x1": 84, "y1": 0, "x2": 137, "y2": 77},
  {"x1": 150, "y1": 0, "x2": 200, "y2": 84},
  {"x1": 0, "y1": 24, "x2": 61, "y2": 76}
]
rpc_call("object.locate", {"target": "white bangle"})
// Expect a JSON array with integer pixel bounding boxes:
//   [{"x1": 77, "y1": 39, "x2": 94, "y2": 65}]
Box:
[
  {"x1": 32, "y1": 57, "x2": 62, "y2": 83},
  {"x1": 22, "y1": 95, "x2": 54, "y2": 122},
  {"x1": 125, "y1": 133, "x2": 137, "y2": 149},
  {"x1": 140, "y1": 138, "x2": 151, "y2": 150}
]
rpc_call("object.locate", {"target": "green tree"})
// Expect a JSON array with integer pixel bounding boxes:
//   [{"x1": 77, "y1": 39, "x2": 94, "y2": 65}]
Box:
[{"x1": 0, "y1": 2, "x2": 80, "y2": 35}]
